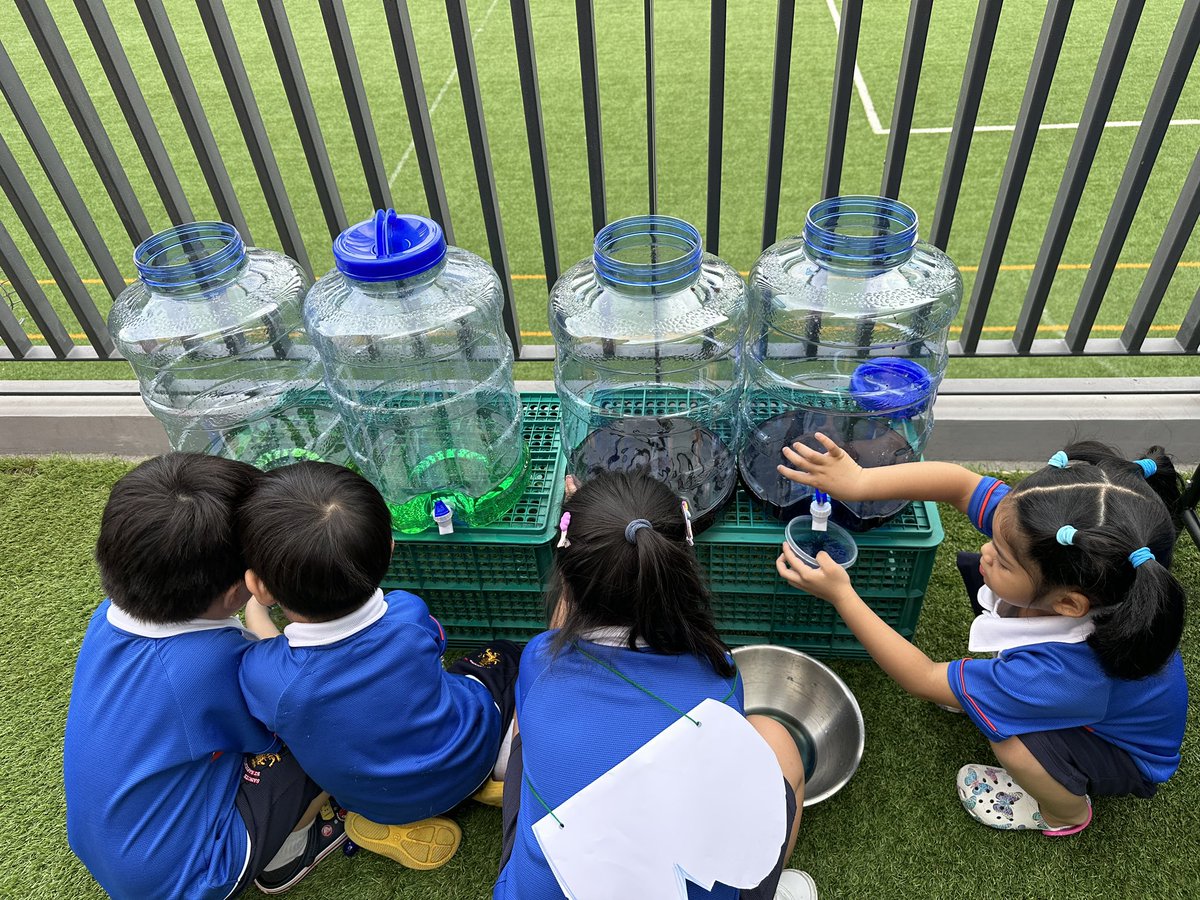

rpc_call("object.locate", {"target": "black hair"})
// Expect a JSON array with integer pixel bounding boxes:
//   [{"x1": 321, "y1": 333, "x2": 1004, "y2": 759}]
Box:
[
  {"x1": 237, "y1": 461, "x2": 393, "y2": 622},
  {"x1": 1006, "y1": 440, "x2": 1185, "y2": 679},
  {"x1": 549, "y1": 471, "x2": 734, "y2": 678},
  {"x1": 95, "y1": 453, "x2": 261, "y2": 623}
]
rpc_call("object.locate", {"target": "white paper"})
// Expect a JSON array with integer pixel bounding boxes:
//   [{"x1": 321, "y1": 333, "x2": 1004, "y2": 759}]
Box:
[{"x1": 532, "y1": 698, "x2": 787, "y2": 900}]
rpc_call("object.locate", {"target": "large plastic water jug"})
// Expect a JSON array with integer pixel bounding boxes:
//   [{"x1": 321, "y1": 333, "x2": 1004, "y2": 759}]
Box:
[
  {"x1": 109, "y1": 222, "x2": 343, "y2": 469},
  {"x1": 740, "y1": 196, "x2": 962, "y2": 530},
  {"x1": 304, "y1": 210, "x2": 528, "y2": 533},
  {"x1": 550, "y1": 215, "x2": 748, "y2": 524}
]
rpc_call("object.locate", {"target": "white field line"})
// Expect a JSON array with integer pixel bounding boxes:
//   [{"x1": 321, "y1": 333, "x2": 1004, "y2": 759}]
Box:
[
  {"x1": 824, "y1": 0, "x2": 886, "y2": 135},
  {"x1": 822, "y1": 0, "x2": 1200, "y2": 136},
  {"x1": 388, "y1": 0, "x2": 501, "y2": 187}
]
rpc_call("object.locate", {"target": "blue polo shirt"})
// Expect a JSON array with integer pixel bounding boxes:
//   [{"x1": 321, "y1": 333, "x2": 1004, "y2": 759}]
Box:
[
  {"x1": 494, "y1": 631, "x2": 757, "y2": 900},
  {"x1": 238, "y1": 590, "x2": 500, "y2": 825},
  {"x1": 64, "y1": 601, "x2": 276, "y2": 900}
]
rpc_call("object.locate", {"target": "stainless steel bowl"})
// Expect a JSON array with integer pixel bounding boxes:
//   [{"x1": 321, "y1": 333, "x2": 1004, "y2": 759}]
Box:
[{"x1": 732, "y1": 645, "x2": 865, "y2": 806}]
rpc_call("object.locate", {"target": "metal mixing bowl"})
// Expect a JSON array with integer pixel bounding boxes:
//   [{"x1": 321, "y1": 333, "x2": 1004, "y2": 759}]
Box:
[{"x1": 733, "y1": 645, "x2": 865, "y2": 806}]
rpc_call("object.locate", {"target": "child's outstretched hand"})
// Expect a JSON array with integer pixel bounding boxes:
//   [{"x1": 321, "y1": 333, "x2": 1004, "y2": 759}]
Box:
[
  {"x1": 775, "y1": 542, "x2": 855, "y2": 606},
  {"x1": 776, "y1": 432, "x2": 867, "y2": 501}
]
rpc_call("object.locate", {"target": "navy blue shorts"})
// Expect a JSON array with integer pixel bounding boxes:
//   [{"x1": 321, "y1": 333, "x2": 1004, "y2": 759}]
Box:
[
  {"x1": 1019, "y1": 728, "x2": 1157, "y2": 799},
  {"x1": 231, "y1": 746, "x2": 324, "y2": 894}
]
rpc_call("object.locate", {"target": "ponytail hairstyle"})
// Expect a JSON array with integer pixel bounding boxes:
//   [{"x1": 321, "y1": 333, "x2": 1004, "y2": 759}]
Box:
[
  {"x1": 548, "y1": 471, "x2": 734, "y2": 678},
  {"x1": 1007, "y1": 441, "x2": 1185, "y2": 679}
]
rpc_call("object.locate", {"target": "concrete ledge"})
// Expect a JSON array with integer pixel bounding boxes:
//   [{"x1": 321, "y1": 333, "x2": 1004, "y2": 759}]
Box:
[{"x1": 2, "y1": 379, "x2": 1196, "y2": 462}]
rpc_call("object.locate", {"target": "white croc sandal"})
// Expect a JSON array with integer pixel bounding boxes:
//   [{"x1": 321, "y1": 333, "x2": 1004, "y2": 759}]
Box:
[{"x1": 956, "y1": 764, "x2": 1092, "y2": 836}]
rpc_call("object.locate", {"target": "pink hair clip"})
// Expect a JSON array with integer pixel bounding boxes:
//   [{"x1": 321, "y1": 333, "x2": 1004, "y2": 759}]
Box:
[
  {"x1": 557, "y1": 512, "x2": 572, "y2": 548},
  {"x1": 681, "y1": 500, "x2": 694, "y2": 546}
]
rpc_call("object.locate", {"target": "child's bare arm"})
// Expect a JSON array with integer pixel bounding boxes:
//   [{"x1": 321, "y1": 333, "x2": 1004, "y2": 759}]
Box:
[
  {"x1": 777, "y1": 432, "x2": 983, "y2": 517},
  {"x1": 776, "y1": 544, "x2": 959, "y2": 707},
  {"x1": 245, "y1": 597, "x2": 281, "y2": 639}
]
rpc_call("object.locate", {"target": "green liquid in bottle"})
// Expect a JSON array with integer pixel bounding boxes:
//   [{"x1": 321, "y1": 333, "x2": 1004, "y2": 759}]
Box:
[{"x1": 389, "y1": 443, "x2": 530, "y2": 534}]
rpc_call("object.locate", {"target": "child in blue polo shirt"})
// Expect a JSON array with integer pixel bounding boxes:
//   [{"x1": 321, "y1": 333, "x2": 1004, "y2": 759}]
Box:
[
  {"x1": 236, "y1": 461, "x2": 519, "y2": 871},
  {"x1": 495, "y1": 472, "x2": 816, "y2": 900},
  {"x1": 776, "y1": 436, "x2": 1187, "y2": 836},
  {"x1": 64, "y1": 454, "x2": 345, "y2": 900}
]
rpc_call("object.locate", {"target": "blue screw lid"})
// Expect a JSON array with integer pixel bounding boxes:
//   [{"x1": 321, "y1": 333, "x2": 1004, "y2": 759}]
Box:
[
  {"x1": 333, "y1": 210, "x2": 446, "y2": 282},
  {"x1": 849, "y1": 358, "x2": 933, "y2": 419}
]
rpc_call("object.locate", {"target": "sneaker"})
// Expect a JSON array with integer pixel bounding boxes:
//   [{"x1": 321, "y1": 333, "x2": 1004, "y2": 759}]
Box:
[
  {"x1": 344, "y1": 813, "x2": 461, "y2": 870},
  {"x1": 956, "y1": 764, "x2": 1092, "y2": 836},
  {"x1": 472, "y1": 778, "x2": 505, "y2": 807},
  {"x1": 254, "y1": 800, "x2": 347, "y2": 894},
  {"x1": 775, "y1": 869, "x2": 818, "y2": 900}
]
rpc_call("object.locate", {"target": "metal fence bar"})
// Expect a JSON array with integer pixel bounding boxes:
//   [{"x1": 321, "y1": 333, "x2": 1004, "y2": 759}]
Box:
[
  {"x1": 445, "y1": 0, "x2": 520, "y2": 353},
  {"x1": 1179, "y1": 282, "x2": 1200, "y2": 352},
  {"x1": 1122, "y1": 147, "x2": 1200, "y2": 352},
  {"x1": 196, "y1": 0, "x2": 310, "y2": 274},
  {"x1": 509, "y1": 0, "x2": 559, "y2": 286},
  {"x1": 957, "y1": 0, "x2": 1073, "y2": 354},
  {"x1": 576, "y1": 0, "x2": 606, "y2": 234},
  {"x1": 0, "y1": 40, "x2": 127, "y2": 299},
  {"x1": 1065, "y1": 0, "x2": 1200, "y2": 352},
  {"x1": 645, "y1": 0, "x2": 657, "y2": 215},
  {"x1": 0, "y1": 282, "x2": 34, "y2": 359},
  {"x1": 929, "y1": 0, "x2": 1002, "y2": 249},
  {"x1": 880, "y1": 0, "x2": 933, "y2": 199},
  {"x1": 385, "y1": 0, "x2": 454, "y2": 243},
  {"x1": 258, "y1": 0, "x2": 347, "y2": 240},
  {"x1": 17, "y1": 0, "x2": 152, "y2": 246},
  {"x1": 136, "y1": 0, "x2": 250, "y2": 240},
  {"x1": 320, "y1": 0, "x2": 392, "y2": 214},
  {"x1": 0, "y1": 220, "x2": 69, "y2": 357},
  {"x1": 75, "y1": 0, "x2": 193, "y2": 226},
  {"x1": 821, "y1": 0, "x2": 861, "y2": 201},
  {"x1": 0, "y1": 132, "x2": 114, "y2": 356},
  {"x1": 762, "y1": 0, "x2": 796, "y2": 248},
  {"x1": 1012, "y1": 0, "x2": 1143, "y2": 353},
  {"x1": 705, "y1": 0, "x2": 727, "y2": 253}
]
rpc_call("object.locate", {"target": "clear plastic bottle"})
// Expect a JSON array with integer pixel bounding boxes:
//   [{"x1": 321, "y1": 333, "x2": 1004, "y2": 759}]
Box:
[
  {"x1": 304, "y1": 210, "x2": 528, "y2": 534},
  {"x1": 550, "y1": 215, "x2": 748, "y2": 524},
  {"x1": 108, "y1": 221, "x2": 343, "y2": 469},
  {"x1": 740, "y1": 196, "x2": 962, "y2": 530}
]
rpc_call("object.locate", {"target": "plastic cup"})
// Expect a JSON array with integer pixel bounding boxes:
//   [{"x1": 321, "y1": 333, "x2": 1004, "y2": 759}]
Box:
[{"x1": 785, "y1": 515, "x2": 858, "y2": 569}]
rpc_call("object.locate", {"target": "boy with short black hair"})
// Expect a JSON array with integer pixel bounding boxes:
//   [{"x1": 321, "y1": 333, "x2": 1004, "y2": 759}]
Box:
[
  {"x1": 64, "y1": 453, "x2": 344, "y2": 899},
  {"x1": 238, "y1": 461, "x2": 518, "y2": 869}
]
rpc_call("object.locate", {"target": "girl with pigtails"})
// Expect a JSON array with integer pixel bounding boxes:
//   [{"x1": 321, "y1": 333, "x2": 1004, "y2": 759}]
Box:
[{"x1": 775, "y1": 438, "x2": 1188, "y2": 836}]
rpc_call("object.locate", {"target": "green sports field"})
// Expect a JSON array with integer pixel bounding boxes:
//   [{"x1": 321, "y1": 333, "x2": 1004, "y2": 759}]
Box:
[{"x1": 0, "y1": 0, "x2": 1198, "y2": 381}]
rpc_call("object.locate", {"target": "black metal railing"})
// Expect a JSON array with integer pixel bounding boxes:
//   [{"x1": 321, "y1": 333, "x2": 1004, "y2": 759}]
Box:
[{"x1": 0, "y1": 0, "x2": 1198, "y2": 362}]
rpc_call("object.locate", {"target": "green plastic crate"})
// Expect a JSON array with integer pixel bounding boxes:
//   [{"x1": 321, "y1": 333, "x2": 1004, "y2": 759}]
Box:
[
  {"x1": 384, "y1": 393, "x2": 944, "y2": 657},
  {"x1": 699, "y1": 493, "x2": 943, "y2": 657}
]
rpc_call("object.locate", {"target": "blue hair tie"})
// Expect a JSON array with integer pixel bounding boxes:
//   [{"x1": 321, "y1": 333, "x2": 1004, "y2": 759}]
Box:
[
  {"x1": 1133, "y1": 458, "x2": 1157, "y2": 478},
  {"x1": 1129, "y1": 547, "x2": 1155, "y2": 568},
  {"x1": 625, "y1": 519, "x2": 652, "y2": 544},
  {"x1": 1047, "y1": 451, "x2": 1069, "y2": 469},
  {"x1": 1056, "y1": 525, "x2": 1077, "y2": 546}
]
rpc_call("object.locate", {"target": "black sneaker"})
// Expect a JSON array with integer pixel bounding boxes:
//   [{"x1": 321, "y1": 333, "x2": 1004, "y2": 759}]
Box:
[{"x1": 254, "y1": 800, "x2": 348, "y2": 894}]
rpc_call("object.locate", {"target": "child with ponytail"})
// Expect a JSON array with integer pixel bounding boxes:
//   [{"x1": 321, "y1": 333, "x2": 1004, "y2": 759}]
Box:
[
  {"x1": 494, "y1": 471, "x2": 816, "y2": 900},
  {"x1": 776, "y1": 438, "x2": 1187, "y2": 836}
]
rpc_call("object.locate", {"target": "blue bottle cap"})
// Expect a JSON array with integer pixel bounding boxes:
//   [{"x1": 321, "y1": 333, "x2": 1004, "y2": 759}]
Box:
[
  {"x1": 849, "y1": 358, "x2": 933, "y2": 419},
  {"x1": 333, "y1": 210, "x2": 447, "y2": 282}
]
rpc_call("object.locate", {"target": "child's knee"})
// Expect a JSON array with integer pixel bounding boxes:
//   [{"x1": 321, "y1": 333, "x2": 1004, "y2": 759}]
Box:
[{"x1": 747, "y1": 714, "x2": 805, "y2": 791}]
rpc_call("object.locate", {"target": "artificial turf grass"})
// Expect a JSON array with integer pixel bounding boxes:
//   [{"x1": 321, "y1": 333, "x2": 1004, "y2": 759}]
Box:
[{"x1": 2, "y1": 457, "x2": 1197, "y2": 899}]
